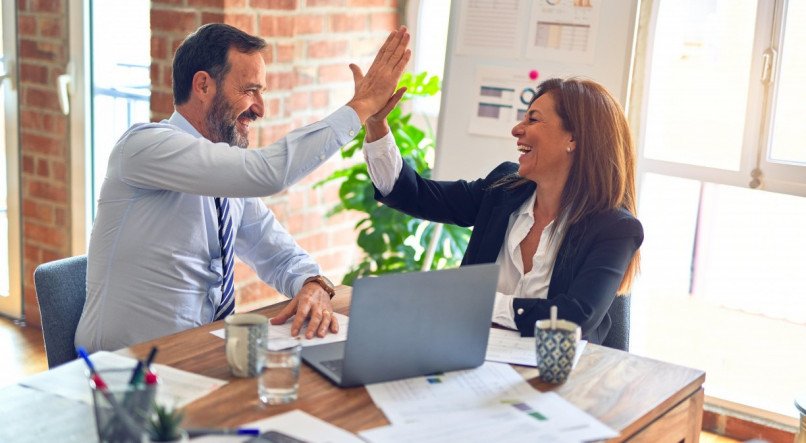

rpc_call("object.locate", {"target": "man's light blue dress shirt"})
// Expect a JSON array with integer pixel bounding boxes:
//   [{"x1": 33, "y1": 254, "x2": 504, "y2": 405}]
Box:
[{"x1": 75, "y1": 107, "x2": 361, "y2": 352}]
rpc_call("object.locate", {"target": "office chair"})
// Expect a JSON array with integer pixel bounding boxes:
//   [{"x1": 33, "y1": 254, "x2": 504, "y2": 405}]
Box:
[
  {"x1": 601, "y1": 295, "x2": 631, "y2": 352},
  {"x1": 33, "y1": 255, "x2": 88, "y2": 368}
]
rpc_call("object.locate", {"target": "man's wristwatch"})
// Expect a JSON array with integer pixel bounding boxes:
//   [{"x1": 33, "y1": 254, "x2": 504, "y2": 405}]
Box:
[{"x1": 304, "y1": 275, "x2": 336, "y2": 299}]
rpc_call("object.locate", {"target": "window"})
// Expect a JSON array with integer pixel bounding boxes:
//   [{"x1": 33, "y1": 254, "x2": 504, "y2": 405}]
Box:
[
  {"x1": 630, "y1": 0, "x2": 805, "y2": 423},
  {"x1": 68, "y1": 0, "x2": 150, "y2": 248},
  {"x1": 90, "y1": 0, "x2": 151, "y2": 218},
  {"x1": 407, "y1": 0, "x2": 452, "y2": 118}
]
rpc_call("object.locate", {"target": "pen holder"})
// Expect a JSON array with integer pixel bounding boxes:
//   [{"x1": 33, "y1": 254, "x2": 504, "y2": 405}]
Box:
[
  {"x1": 90, "y1": 368, "x2": 155, "y2": 443},
  {"x1": 534, "y1": 319, "x2": 581, "y2": 384}
]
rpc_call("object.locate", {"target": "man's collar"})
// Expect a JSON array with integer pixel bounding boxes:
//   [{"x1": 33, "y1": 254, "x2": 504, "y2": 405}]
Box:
[{"x1": 168, "y1": 111, "x2": 204, "y2": 139}]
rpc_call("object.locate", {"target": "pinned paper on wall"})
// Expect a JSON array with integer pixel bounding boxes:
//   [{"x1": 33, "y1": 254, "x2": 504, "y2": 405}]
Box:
[
  {"x1": 469, "y1": 66, "x2": 546, "y2": 138},
  {"x1": 526, "y1": 0, "x2": 602, "y2": 64},
  {"x1": 454, "y1": 0, "x2": 523, "y2": 58}
]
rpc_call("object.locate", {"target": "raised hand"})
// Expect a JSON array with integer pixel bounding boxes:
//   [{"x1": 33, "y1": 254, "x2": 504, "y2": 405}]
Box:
[
  {"x1": 364, "y1": 86, "x2": 406, "y2": 143},
  {"x1": 346, "y1": 26, "x2": 411, "y2": 124}
]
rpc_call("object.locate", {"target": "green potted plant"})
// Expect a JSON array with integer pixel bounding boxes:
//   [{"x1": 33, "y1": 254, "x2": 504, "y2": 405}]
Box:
[
  {"x1": 147, "y1": 403, "x2": 187, "y2": 442},
  {"x1": 317, "y1": 72, "x2": 471, "y2": 284}
]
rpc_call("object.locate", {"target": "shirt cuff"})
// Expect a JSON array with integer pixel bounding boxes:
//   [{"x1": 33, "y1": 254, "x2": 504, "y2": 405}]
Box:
[
  {"x1": 322, "y1": 106, "x2": 362, "y2": 146},
  {"x1": 363, "y1": 131, "x2": 397, "y2": 157},
  {"x1": 492, "y1": 292, "x2": 517, "y2": 330},
  {"x1": 363, "y1": 131, "x2": 402, "y2": 197}
]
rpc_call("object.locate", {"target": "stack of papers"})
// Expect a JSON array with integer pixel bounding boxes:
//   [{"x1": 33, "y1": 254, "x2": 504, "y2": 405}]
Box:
[
  {"x1": 361, "y1": 362, "x2": 617, "y2": 443},
  {"x1": 485, "y1": 327, "x2": 587, "y2": 368},
  {"x1": 18, "y1": 351, "x2": 226, "y2": 408}
]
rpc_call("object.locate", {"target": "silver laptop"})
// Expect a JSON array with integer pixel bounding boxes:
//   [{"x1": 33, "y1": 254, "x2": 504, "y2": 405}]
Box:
[{"x1": 302, "y1": 264, "x2": 499, "y2": 387}]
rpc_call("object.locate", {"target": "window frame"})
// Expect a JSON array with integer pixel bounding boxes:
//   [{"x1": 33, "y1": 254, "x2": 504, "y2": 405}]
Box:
[
  {"x1": 68, "y1": 0, "x2": 92, "y2": 256},
  {"x1": 757, "y1": 0, "x2": 806, "y2": 195},
  {"x1": 0, "y1": 0, "x2": 22, "y2": 318},
  {"x1": 630, "y1": 0, "x2": 805, "y2": 198}
]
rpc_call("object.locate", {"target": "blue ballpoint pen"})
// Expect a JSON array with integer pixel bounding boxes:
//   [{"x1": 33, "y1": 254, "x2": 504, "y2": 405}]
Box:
[{"x1": 185, "y1": 428, "x2": 260, "y2": 438}]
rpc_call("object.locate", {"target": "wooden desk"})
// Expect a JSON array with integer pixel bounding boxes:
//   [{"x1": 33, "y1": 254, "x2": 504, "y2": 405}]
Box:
[{"x1": 117, "y1": 286, "x2": 705, "y2": 442}]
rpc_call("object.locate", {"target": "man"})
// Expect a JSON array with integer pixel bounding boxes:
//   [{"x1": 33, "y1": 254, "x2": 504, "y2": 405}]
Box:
[{"x1": 75, "y1": 23, "x2": 410, "y2": 352}]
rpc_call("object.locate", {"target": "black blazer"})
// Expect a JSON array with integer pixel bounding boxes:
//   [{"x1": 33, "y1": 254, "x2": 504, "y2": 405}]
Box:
[{"x1": 376, "y1": 161, "x2": 644, "y2": 344}]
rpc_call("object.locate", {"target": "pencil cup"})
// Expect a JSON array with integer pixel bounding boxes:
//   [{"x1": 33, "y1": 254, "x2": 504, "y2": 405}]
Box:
[
  {"x1": 257, "y1": 337, "x2": 302, "y2": 405},
  {"x1": 225, "y1": 314, "x2": 268, "y2": 377},
  {"x1": 90, "y1": 368, "x2": 153, "y2": 443},
  {"x1": 534, "y1": 319, "x2": 581, "y2": 384}
]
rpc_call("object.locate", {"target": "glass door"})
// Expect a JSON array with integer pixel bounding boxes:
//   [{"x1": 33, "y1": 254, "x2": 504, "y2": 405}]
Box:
[{"x1": 0, "y1": 0, "x2": 21, "y2": 318}]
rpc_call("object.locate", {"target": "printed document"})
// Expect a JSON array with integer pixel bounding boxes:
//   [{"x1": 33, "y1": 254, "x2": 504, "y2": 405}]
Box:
[
  {"x1": 18, "y1": 350, "x2": 226, "y2": 408},
  {"x1": 360, "y1": 393, "x2": 617, "y2": 443},
  {"x1": 485, "y1": 327, "x2": 587, "y2": 368},
  {"x1": 365, "y1": 361, "x2": 540, "y2": 424}
]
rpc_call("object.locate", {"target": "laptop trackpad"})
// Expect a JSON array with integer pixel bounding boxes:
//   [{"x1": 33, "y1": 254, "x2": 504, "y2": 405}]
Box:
[{"x1": 302, "y1": 342, "x2": 346, "y2": 381}]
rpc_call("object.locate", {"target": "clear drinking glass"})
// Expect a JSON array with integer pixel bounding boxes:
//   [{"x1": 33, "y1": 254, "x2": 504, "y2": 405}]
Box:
[{"x1": 257, "y1": 338, "x2": 302, "y2": 405}]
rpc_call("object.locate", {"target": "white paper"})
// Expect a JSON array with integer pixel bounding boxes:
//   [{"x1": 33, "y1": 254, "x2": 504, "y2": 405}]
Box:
[
  {"x1": 18, "y1": 351, "x2": 226, "y2": 408},
  {"x1": 455, "y1": 0, "x2": 523, "y2": 57},
  {"x1": 522, "y1": 392, "x2": 619, "y2": 441},
  {"x1": 360, "y1": 392, "x2": 616, "y2": 443},
  {"x1": 485, "y1": 328, "x2": 587, "y2": 369},
  {"x1": 360, "y1": 404, "x2": 573, "y2": 443},
  {"x1": 525, "y1": 0, "x2": 602, "y2": 64},
  {"x1": 0, "y1": 384, "x2": 96, "y2": 443},
  {"x1": 191, "y1": 409, "x2": 362, "y2": 443},
  {"x1": 211, "y1": 313, "x2": 349, "y2": 349},
  {"x1": 365, "y1": 361, "x2": 541, "y2": 424}
]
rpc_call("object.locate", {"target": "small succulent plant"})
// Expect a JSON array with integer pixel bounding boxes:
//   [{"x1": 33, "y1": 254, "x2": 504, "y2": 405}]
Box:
[{"x1": 148, "y1": 403, "x2": 185, "y2": 442}]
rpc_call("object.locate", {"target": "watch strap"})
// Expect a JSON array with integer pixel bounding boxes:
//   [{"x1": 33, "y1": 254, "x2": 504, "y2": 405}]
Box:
[{"x1": 303, "y1": 275, "x2": 335, "y2": 299}]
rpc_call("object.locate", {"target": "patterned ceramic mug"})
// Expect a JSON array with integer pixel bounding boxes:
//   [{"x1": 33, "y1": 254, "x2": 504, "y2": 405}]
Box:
[
  {"x1": 225, "y1": 313, "x2": 268, "y2": 377},
  {"x1": 534, "y1": 318, "x2": 581, "y2": 384}
]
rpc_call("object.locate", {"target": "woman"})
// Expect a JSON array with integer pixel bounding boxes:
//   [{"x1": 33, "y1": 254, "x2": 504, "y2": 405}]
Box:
[{"x1": 362, "y1": 78, "x2": 643, "y2": 345}]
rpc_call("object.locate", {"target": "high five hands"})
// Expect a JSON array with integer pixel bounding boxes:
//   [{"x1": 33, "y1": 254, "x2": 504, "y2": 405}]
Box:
[{"x1": 347, "y1": 26, "x2": 411, "y2": 125}]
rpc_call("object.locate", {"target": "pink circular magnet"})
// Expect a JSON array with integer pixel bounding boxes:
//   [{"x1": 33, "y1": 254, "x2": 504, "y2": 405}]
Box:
[{"x1": 529, "y1": 70, "x2": 539, "y2": 81}]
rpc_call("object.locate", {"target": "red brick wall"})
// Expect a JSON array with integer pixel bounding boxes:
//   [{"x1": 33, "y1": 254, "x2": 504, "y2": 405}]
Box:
[
  {"x1": 18, "y1": 0, "x2": 71, "y2": 326},
  {"x1": 149, "y1": 0, "x2": 400, "y2": 309}
]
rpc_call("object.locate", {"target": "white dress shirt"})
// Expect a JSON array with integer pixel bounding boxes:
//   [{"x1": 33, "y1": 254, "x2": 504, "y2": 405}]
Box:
[
  {"x1": 76, "y1": 107, "x2": 361, "y2": 352},
  {"x1": 364, "y1": 132, "x2": 565, "y2": 330}
]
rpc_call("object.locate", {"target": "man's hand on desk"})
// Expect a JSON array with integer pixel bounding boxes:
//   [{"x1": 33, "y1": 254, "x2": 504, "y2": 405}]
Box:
[{"x1": 270, "y1": 283, "x2": 339, "y2": 339}]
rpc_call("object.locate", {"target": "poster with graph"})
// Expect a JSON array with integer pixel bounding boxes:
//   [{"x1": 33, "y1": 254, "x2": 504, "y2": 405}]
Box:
[
  {"x1": 526, "y1": 0, "x2": 601, "y2": 64},
  {"x1": 469, "y1": 66, "x2": 563, "y2": 138}
]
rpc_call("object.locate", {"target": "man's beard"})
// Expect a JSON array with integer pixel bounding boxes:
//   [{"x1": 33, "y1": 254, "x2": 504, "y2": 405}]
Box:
[{"x1": 205, "y1": 92, "x2": 257, "y2": 149}]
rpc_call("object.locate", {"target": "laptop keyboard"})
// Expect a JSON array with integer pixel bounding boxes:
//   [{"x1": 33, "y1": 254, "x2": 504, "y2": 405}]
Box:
[{"x1": 321, "y1": 358, "x2": 344, "y2": 377}]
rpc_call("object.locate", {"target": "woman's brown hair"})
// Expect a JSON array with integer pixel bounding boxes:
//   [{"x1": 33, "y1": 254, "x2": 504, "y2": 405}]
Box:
[{"x1": 501, "y1": 77, "x2": 640, "y2": 294}]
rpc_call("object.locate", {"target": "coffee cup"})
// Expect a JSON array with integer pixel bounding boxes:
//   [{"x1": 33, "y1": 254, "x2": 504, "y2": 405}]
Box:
[
  {"x1": 535, "y1": 317, "x2": 581, "y2": 384},
  {"x1": 224, "y1": 313, "x2": 268, "y2": 377}
]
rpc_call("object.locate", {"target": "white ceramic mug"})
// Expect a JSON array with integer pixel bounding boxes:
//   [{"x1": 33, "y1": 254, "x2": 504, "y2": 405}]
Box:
[{"x1": 224, "y1": 314, "x2": 268, "y2": 377}]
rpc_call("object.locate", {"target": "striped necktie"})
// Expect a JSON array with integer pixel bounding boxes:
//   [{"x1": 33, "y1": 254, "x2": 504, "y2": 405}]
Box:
[{"x1": 214, "y1": 197, "x2": 235, "y2": 320}]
